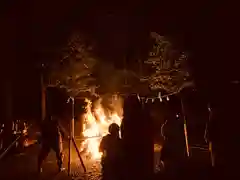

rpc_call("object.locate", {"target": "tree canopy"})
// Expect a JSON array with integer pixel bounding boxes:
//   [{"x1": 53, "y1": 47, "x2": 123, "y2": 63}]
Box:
[
  {"x1": 46, "y1": 32, "x2": 141, "y2": 97},
  {"x1": 46, "y1": 32, "x2": 193, "y2": 98},
  {"x1": 47, "y1": 33, "x2": 98, "y2": 97},
  {"x1": 141, "y1": 32, "x2": 193, "y2": 94}
]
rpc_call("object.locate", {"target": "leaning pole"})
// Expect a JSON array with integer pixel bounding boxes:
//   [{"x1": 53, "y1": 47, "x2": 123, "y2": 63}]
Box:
[
  {"x1": 67, "y1": 97, "x2": 74, "y2": 176},
  {"x1": 180, "y1": 98, "x2": 190, "y2": 157}
]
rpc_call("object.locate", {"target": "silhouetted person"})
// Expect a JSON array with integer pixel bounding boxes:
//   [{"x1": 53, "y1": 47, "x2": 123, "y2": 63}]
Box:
[
  {"x1": 99, "y1": 123, "x2": 122, "y2": 180},
  {"x1": 206, "y1": 99, "x2": 240, "y2": 177},
  {"x1": 161, "y1": 112, "x2": 186, "y2": 178},
  {"x1": 37, "y1": 115, "x2": 65, "y2": 173},
  {"x1": 204, "y1": 104, "x2": 216, "y2": 168},
  {"x1": 121, "y1": 95, "x2": 154, "y2": 180},
  {"x1": 198, "y1": 83, "x2": 240, "y2": 179}
]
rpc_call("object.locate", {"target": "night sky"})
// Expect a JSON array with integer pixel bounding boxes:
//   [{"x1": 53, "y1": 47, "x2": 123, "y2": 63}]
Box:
[{"x1": 2, "y1": 1, "x2": 239, "y2": 119}]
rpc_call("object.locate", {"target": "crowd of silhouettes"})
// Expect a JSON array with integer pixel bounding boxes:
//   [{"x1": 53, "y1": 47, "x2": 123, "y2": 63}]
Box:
[
  {"x1": 99, "y1": 94, "x2": 189, "y2": 180},
  {"x1": 36, "y1": 87, "x2": 240, "y2": 179}
]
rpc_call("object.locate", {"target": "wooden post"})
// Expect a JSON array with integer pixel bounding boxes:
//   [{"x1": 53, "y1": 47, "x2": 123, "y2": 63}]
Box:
[
  {"x1": 207, "y1": 105, "x2": 215, "y2": 167},
  {"x1": 67, "y1": 97, "x2": 71, "y2": 176},
  {"x1": 68, "y1": 132, "x2": 71, "y2": 176},
  {"x1": 181, "y1": 98, "x2": 190, "y2": 157},
  {"x1": 209, "y1": 141, "x2": 215, "y2": 167},
  {"x1": 72, "y1": 137, "x2": 86, "y2": 172},
  {"x1": 71, "y1": 97, "x2": 75, "y2": 139},
  {"x1": 40, "y1": 73, "x2": 46, "y2": 121},
  {"x1": 68, "y1": 97, "x2": 75, "y2": 176}
]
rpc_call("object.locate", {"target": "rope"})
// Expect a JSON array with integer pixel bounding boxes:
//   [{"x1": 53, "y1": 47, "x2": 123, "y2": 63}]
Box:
[
  {"x1": 74, "y1": 136, "x2": 102, "y2": 141},
  {"x1": 0, "y1": 135, "x2": 21, "y2": 161},
  {"x1": 190, "y1": 146, "x2": 209, "y2": 151}
]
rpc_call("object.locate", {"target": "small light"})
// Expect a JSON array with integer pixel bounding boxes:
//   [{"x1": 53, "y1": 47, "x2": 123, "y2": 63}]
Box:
[
  {"x1": 137, "y1": 94, "x2": 141, "y2": 102},
  {"x1": 166, "y1": 96, "x2": 169, "y2": 101},
  {"x1": 145, "y1": 98, "x2": 148, "y2": 103}
]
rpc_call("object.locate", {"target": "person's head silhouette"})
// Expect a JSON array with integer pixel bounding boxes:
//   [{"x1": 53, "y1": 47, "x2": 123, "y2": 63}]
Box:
[{"x1": 108, "y1": 123, "x2": 120, "y2": 137}]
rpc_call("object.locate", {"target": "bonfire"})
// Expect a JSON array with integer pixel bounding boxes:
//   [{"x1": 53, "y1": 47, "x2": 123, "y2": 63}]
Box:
[{"x1": 80, "y1": 96, "x2": 122, "y2": 160}]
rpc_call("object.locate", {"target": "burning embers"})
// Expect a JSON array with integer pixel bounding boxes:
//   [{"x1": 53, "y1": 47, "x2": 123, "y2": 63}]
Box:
[{"x1": 80, "y1": 97, "x2": 122, "y2": 159}]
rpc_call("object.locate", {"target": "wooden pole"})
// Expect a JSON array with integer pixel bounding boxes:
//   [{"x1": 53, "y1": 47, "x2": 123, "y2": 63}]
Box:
[
  {"x1": 67, "y1": 97, "x2": 71, "y2": 176},
  {"x1": 181, "y1": 98, "x2": 190, "y2": 157},
  {"x1": 71, "y1": 97, "x2": 75, "y2": 139},
  {"x1": 40, "y1": 73, "x2": 46, "y2": 121},
  {"x1": 72, "y1": 137, "x2": 86, "y2": 172},
  {"x1": 68, "y1": 97, "x2": 75, "y2": 176},
  {"x1": 59, "y1": 120, "x2": 86, "y2": 173},
  {"x1": 68, "y1": 131, "x2": 71, "y2": 176},
  {"x1": 206, "y1": 105, "x2": 215, "y2": 167},
  {"x1": 0, "y1": 135, "x2": 21, "y2": 160},
  {"x1": 209, "y1": 141, "x2": 215, "y2": 167}
]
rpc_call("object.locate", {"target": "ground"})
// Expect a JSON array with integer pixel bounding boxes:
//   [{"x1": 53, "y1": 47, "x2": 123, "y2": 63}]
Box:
[
  {"x1": 0, "y1": 142, "x2": 212, "y2": 180},
  {"x1": 0, "y1": 124, "x2": 212, "y2": 180},
  {"x1": 0, "y1": 141, "x2": 102, "y2": 180},
  {"x1": 0, "y1": 124, "x2": 102, "y2": 180}
]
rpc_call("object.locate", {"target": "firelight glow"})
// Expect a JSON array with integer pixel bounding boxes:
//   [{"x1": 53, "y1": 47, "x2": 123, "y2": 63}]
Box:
[{"x1": 80, "y1": 98, "x2": 122, "y2": 159}]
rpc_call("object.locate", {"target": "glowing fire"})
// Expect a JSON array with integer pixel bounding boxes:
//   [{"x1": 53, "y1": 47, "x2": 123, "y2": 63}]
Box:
[{"x1": 80, "y1": 97, "x2": 122, "y2": 159}]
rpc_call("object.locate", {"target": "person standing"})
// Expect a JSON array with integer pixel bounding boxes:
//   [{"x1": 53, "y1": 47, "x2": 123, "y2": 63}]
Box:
[
  {"x1": 204, "y1": 104, "x2": 216, "y2": 167},
  {"x1": 99, "y1": 123, "x2": 122, "y2": 180},
  {"x1": 121, "y1": 95, "x2": 154, "y2": 180},
  {"x1": 161, "y1": 112, "x2": 186, "y2": 179},
  {"x1": 37, "y1": 115, "x2": 65, "y2": 173}
]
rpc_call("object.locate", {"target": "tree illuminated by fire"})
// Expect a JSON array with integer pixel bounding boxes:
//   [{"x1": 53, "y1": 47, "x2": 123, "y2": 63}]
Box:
[
  {"x1": 142, "y1": 32, "x2": 192, "y2": 94},
  {"x1": 46, "y1": 33, "x2": 124, "y2": 160},
  {"x1": 48, "y1": 33, "x2": 97, "y2": 97}
]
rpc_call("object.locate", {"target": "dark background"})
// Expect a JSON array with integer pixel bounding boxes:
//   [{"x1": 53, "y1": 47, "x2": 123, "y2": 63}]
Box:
[{"x1": 1, "y1": 1, "x2": 239, "y2": 121}]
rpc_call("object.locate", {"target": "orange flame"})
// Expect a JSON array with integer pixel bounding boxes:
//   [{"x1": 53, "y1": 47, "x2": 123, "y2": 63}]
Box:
[{"x1": 80, "y1": 97, "x2": 122, "y2": 159}]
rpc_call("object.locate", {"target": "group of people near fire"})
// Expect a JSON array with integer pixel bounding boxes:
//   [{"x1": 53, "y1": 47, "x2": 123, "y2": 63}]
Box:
[
  {"x1": 36, "y1": 94, "x2": 187, "y2": 180},
  {"x1": 36, "y1": 93, "x2": 230, "y2": 180},
  {"x1": 98, "y1": 95, "x2": 186, "y2": 180}
]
